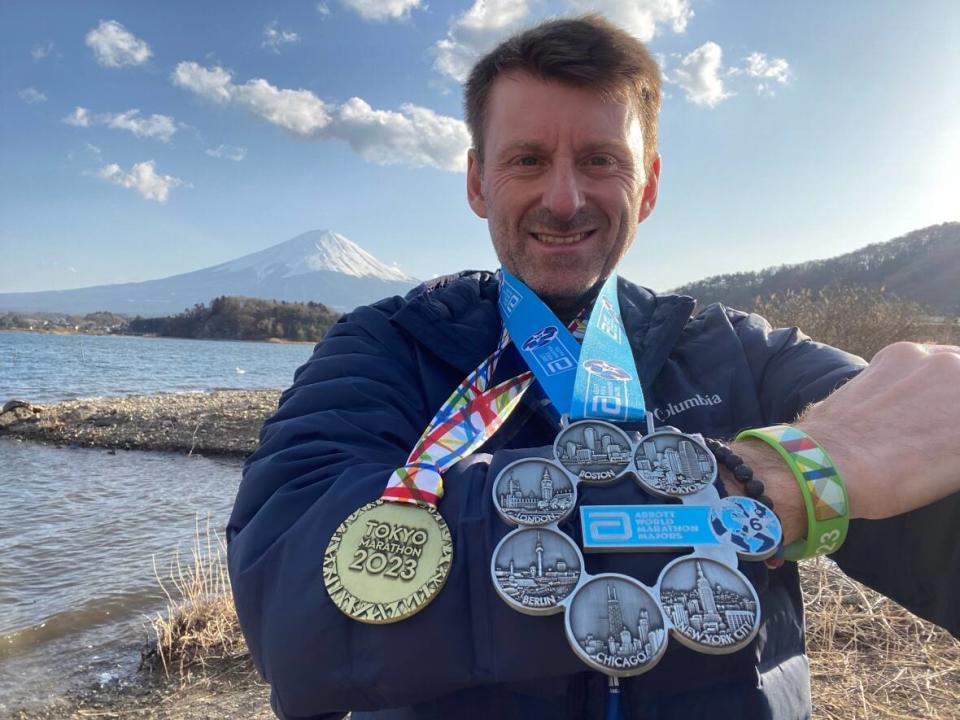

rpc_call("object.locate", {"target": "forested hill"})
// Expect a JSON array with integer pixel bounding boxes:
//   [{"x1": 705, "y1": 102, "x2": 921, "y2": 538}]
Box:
[
  {"x1": 670, "y1": 222, "x2": 960, "y2": 314},
  {"x1": 127, "y1": 296, "x2": 340, "y2": 342}
]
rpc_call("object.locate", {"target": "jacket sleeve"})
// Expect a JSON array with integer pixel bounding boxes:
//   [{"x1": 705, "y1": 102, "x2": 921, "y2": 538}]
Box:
[
  {"x1": 734, "y1": 310, "x2": 960, "y2": 637},
  {"x1": 226, "y1": 303, "x2": 584, "y2": 719}
]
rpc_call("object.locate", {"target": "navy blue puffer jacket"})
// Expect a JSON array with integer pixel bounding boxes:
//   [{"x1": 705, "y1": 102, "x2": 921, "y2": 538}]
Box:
[{"x1": 227, "y1": 271, "x2": 960, "y2": 719}]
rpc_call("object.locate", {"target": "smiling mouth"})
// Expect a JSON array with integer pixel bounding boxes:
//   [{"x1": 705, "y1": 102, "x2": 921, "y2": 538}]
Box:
[{"x1": 530, "y1": 230, "x2": 594, "y2": 245}]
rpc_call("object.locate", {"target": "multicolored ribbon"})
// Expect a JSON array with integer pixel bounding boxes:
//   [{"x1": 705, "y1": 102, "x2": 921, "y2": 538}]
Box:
[{"x1": 383, "y1": 310, "x2": 591, "y2": 508}]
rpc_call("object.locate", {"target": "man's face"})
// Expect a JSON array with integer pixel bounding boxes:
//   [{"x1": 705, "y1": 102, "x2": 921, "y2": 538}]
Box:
[{"x1": 467, "y1": 72, "x2": 659, "y2": 306}]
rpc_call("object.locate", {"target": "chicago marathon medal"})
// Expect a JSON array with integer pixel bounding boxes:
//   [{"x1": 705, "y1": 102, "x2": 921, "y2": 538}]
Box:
[
  {"x1": 324, "y1": 496, "x2": 452, "y2": 624},
  {"x1": 564, "y1": 573, "x2": 668, "y2": 677}
]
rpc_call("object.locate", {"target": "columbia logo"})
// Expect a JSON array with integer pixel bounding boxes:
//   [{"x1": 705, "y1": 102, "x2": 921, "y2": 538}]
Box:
[{"x1": 653, "y1": 394, "x2": 723, "y2": 422}]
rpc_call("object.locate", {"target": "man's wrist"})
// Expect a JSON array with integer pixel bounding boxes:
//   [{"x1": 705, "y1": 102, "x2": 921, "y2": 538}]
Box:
[{"x1": 718, "y1": 438, "x2": 809, "y2": 546}]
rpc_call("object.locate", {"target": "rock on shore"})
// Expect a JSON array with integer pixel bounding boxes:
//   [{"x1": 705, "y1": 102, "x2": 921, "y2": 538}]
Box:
[{"x1": 0, "y1": 390, "x2": 280, "y2": 456}]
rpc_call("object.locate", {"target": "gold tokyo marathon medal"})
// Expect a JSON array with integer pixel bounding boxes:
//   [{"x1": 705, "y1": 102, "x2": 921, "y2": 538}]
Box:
[{"x1": 324, "y1": 499, "x2": 453, "y2": 624}]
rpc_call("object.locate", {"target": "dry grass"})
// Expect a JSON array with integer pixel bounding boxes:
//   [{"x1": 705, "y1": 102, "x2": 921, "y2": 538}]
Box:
[
  {"x1": 148, "y1": 529, "x2": 959, "y2": 718},
  {"x1": 803, "y1": 557, "x2": 960, "y2": 720},
  {"x1": 147, "y1": 518, "x2": 250, "y2": 683}
]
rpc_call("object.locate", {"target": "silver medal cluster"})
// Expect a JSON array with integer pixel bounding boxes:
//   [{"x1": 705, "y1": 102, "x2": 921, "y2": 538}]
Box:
[{"x1": 490, "y1": 420, "x2": 782, "y2": 677}]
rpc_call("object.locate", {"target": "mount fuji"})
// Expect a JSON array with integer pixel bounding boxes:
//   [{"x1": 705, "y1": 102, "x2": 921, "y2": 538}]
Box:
[{"x1": 0, "y1": 231, "x2": 419, "y2": 316}]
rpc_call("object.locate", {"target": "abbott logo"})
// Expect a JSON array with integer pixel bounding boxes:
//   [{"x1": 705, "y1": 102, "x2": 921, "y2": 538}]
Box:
[{"x1": 583, "y1": 509, "x2": 632, "y2": 543}]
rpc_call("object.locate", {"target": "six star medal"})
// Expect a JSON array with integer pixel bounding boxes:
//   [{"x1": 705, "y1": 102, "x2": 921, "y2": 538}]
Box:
[{"x1": 324, "y1": 499, "x2": 453, "y2": 624}]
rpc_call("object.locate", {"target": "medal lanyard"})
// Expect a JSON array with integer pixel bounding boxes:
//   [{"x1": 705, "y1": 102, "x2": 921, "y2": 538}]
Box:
[
  {"x1": 382, "y1": 310, "x2": 591, "y2": 508},
  {"x1": 499, "y1": 268, "x2": 644, "y2": 720},
  {"x1": 499, "y1": 268, "x2": 646, "y2": 423}
]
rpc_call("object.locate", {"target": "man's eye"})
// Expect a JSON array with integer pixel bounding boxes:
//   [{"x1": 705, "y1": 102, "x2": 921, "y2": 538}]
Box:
[
  {"x1": 517, "y1": 156, "x2": 540, "y2": 167},
  {"x1": 586, "y1": 155, "x2": 616, "y2": 168}
]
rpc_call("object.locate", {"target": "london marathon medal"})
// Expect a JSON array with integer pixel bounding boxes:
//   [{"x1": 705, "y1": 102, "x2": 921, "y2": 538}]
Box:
[
  {"x1": 492, "y1": 458, "x2": 577, "y2": 527},
  {"x1": 326, "y1": 331, "x2": 533, "y2": 624}
]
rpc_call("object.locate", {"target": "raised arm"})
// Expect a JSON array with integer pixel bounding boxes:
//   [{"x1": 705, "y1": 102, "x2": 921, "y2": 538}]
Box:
[{"x1": 725, "y1": 317, "x2": 960, "y2": 634}]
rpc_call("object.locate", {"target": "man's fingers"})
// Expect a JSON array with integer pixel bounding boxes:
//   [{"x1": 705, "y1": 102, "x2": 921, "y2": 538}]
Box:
[{"x1": 919, "y1": 344, "x2": 960, "y2": 355}]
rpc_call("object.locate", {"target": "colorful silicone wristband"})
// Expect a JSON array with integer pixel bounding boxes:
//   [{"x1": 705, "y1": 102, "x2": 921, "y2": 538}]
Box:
[{"x1": 734, "y1": 426, "x2": 849, "y2": 561}]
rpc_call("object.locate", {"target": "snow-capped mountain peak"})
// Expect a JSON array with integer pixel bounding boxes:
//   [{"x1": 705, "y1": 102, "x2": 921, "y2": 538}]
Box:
[{"x1": 214, "y1": 230, "x2": 415, "y2": 282}]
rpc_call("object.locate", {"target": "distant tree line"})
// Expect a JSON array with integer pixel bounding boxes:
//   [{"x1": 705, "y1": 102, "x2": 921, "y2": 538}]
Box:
[
  {"x1": 127, "y1": 296, "x2": 340, "y2": 342},
  {"x1": 0, "y1": 310, "x2": 127, "y2": 333}
]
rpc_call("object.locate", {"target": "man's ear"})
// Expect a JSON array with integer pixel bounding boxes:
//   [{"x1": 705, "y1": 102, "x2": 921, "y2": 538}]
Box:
[
  {"x1": 637, "y1": 154, "x2": 661, "y2": 224},
  {"x1": 467, "y1": 149, "x2": 487, "y2": 219}
]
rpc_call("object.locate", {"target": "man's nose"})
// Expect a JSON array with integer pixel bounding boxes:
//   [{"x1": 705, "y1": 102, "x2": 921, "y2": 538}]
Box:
[{"x1": 541, "y1": 161, "x2": 585, "y2": 221}]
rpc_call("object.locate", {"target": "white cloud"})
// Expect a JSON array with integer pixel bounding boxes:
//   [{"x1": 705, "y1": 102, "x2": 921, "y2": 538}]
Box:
[
  {"x1": 742, "y1": 52, "x2": 791, "y2": 94},
  {"x1": 565, "y1": 0, "x2": 692, "y2": 42},
  {"x1": 171, "y1": 62, "x2": 234, "y2": 103},
  {"x1": 85, "y1": 143, "x2": 102, "y2": 156},
  {"x1": 172, "y1": 62, "x2": 469, "y2": 171},
  {"x1": 340, "y1": 0, "x2": 422, "y2": 21},
  {"x1": 333, "y1": 98, "x2": 469, "y2": 170},
  {"x1": 63, "y1": 107, "x2": 91, "y2": 126},
  {"x1": 434, "y1": 0, "x2": 694, "y2": 83},
  {"x1": 97, "y1": 160, "x2": 184, "y2": 202},
  {"x1": 104, "y1": 110, "x2": 177, "y2": 141},
  {"x1": 18, "y1": 87, "x2": 47, "y2": 104},
  {"x1": 85, "y1": 20, "x2": 152, "y2": 68},
  {"x1": 62, "y1": 107, "x2": 177, "y2": 141},
  {"x1": 262, "y1": 20, "x2": 300, "y2": 53},
  {"x1": 235, "y1": 79, "x2": 333, "y2": 135},
  {"x1": 31, "y1": 42, "x2": 54, "y2": 60},
  {"x1": 205, "y1": 144, "x2": 247, "y2": 161},
  {"x1": 317, "y1": 2, "x2": 331, "y2": 16},
  {"x1": 435, "y1": 0, "x2": 532, "y2": 83},
  {"x1": 664, "y1": 41, "x2": 731, "y2": 107}
]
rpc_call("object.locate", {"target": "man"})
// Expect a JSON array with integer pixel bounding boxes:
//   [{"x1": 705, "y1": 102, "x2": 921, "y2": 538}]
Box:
[{"x1": 228, "y1": 16, "x2": 959, "y2": 720}]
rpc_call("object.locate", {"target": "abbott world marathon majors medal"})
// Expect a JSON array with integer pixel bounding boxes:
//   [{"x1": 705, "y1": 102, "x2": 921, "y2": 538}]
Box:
[
  {"x1": 492, "y1": 268, "x2": 781, "y2": 680},
  {"x1": 325, "y1": 329, "x2": 535, "y2": 624}
]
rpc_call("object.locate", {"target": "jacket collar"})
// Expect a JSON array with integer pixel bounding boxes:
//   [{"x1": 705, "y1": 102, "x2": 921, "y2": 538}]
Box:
[{"x1": 391, "y1": 270, "x2": 695, "y2": 392}]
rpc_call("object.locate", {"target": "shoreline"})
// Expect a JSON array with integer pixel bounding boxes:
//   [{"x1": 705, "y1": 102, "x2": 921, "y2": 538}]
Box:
[
  {"x1": 0, "y1": 389, "x2": 280, "y2": 457},
  {"x1": 0, "y1": 328, "x2": 316, "y2": 345}
]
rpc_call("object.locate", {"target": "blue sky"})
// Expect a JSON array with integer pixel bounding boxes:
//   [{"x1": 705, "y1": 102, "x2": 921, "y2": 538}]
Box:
[{"x1": 2, "y1": 0, "x2": 957, "y2": 294}]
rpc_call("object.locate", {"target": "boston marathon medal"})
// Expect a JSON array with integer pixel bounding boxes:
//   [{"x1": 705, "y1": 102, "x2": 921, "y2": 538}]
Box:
[
  {"x1": 324, "y1": 499, "x2": 453, "y2": 624},
  {"x1": 553, "y1": 420, "x2": 633, "y2": 485}
]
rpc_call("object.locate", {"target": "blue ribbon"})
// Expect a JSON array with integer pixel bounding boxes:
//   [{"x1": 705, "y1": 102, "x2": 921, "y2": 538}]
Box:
[{"x1": 499, "y1": 268, "x2": 646, "y2": 422}]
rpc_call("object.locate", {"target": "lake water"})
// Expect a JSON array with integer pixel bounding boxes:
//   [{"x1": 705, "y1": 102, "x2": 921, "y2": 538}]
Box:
[
  {"x1": 0, "y1": 332, "x2": 315, "y2": 712},
  {"x1": 0, "y1": 331, "x2": 313, "y2": 403}
]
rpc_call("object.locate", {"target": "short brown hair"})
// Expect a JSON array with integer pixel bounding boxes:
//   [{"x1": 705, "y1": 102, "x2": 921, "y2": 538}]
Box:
[{"x1": 464, "y1": 15, "x2": 662, "y2": 175}]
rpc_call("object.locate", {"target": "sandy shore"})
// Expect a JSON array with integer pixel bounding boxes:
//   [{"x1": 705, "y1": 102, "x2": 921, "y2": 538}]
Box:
[{"x1": 0, "y1": 390, "x2": 280, "y2": 457}]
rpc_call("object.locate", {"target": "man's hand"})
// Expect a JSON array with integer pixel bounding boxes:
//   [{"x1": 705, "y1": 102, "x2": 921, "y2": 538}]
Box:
[
  {"x1": 727, "y1": 342, "x2": 960, "y2": 545},
  {"x1": 797, "y1": 341, "x2": 960, "y2": 520}
]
